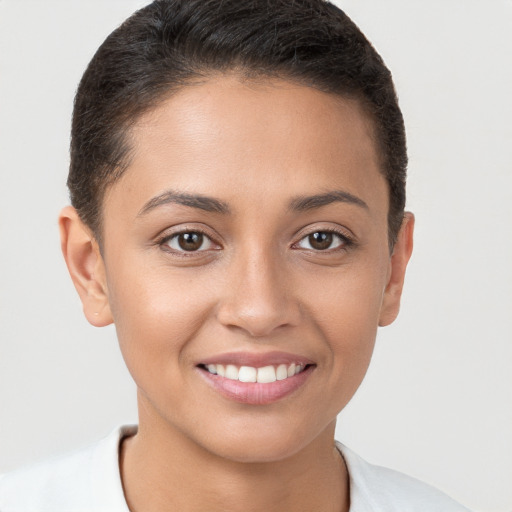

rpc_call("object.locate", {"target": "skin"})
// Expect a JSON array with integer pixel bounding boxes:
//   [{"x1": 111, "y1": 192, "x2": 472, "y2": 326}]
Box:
[{"x1": 59, "y1": 76, "x2": 414, "y2": 512}]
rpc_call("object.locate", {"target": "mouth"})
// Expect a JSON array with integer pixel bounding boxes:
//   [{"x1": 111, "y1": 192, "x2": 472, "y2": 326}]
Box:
[
  {"x1": 198, "y1": 362, "x2": 308, "y2": 383},
  {"x1": 196, "y1": 353, "x2": 316, "y2": 405}
]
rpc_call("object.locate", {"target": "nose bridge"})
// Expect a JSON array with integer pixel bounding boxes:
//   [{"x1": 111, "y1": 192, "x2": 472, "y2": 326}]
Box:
[{"x1": 216, "y1": 241, "x2": 299, "y2": 337}]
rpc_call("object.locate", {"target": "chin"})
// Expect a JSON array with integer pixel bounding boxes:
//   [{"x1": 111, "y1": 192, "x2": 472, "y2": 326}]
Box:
[
  {"x1": 196, "y1": 419, "x2": 331, "y2": 464},
  {"x1": 212, "y1": 438, "x2": 304, "y2": 464}
]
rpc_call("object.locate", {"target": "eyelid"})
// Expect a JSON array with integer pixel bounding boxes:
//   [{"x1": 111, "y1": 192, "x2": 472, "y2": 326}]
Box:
[
  {"x1": 156, "y1": 225, "x2": 222, "y2": 254},
  {"x1": 296, "y1": 232, "x2": 343, "y2": 251},
  {"x1": 292, "y1": 225, "x2": 356, "y2": 251},
  {"x1": 154, "y1": 223, "x2": 355, "y2": 255},
  {"x1": 167, "y1": 232, "x2": 214, "y2": 252}
]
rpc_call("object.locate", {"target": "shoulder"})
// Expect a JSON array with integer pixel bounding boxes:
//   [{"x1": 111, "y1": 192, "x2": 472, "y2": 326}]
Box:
[
  {"x1": 0, "y1": 444, "x2": 96, "y2": 512},
  {"x1": 0, "y1": 425, "x2": 135, "y2": 512},
  {"x1": 336, "y1": 442, "x2": 472, "y2": 512}
]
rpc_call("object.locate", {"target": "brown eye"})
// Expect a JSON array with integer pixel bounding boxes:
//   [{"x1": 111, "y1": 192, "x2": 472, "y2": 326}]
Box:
[
  {"x1": 165, "y1": 231, "x2": 213, "y2": 252},
  {"x1": 178, "y1": 232, "x2": 203, "y2": 251},
  {"x1": 297, "y1": 231, "x2": 344, "y2": 251},
  {"x1": 309, "y1": 232, "x2": 332, "y2": 250}
]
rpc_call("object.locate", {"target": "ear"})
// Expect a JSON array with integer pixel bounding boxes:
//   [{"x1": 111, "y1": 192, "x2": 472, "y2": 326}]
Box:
[
  {"x1": 58, "y1": 206, "x2": 113, "y2": 327},
  {"x1": 379, "y1": 212, "x2": 415, "y2": 327}
]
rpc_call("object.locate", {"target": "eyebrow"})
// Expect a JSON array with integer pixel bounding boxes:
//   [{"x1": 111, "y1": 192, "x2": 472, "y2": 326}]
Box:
[
  {"x1": 138, "y1": 188, "x2": 367, "y2": 217},
  {"x1": 288, "y1": 190, "x2": 368, "y2": 211},
  {"x1": 138, "y1": 190, "x2": 230, "y2": 216}
]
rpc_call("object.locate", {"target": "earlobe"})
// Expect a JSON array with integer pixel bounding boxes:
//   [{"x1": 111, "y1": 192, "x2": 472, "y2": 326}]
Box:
[
  {"x1": 58, "y1": 206, "x2": 113, "y2": 327},
  {"x1": 378, "y1": 212, "x2": 415, "y2": 327}
]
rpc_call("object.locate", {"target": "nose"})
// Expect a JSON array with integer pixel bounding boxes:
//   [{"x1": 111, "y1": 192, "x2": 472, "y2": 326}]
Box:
[{"x1": 215, "y1": 247, "x2": 301, "y2": 338}]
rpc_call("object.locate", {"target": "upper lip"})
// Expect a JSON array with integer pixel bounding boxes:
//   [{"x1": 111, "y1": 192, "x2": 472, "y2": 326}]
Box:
[{"x1": 198, "y1": 351, "x2": 315, "y2": 368}]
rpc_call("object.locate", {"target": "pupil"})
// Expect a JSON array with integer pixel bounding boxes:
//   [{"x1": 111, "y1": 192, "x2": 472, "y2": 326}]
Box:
[
  {"x1": 309, "y1": 232, "x2": 332, "y2": 250},
  {"x1": 178, "y1": 232, "x2": 203, "y2": 251}
]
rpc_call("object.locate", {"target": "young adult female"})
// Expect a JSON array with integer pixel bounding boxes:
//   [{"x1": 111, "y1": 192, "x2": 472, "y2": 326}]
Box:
[{"x1": 0, "y1": 1, "x2": 472, "y2": 510}]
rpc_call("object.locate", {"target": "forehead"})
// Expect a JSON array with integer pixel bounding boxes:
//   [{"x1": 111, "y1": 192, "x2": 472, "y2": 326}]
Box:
[{"x1": 104, "y1": 75, "x2": 386, "y2": 219}]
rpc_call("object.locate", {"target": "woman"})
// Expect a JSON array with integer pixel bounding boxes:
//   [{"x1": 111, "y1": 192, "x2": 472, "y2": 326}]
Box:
[{"x1": 0, "y1": 1, "x2": 473, "y2": 510}]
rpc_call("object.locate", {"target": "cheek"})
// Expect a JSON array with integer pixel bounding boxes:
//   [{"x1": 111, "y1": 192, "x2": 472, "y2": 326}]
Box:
[
  {"x1": 106, "y1": 261, "x2": 217, "y2": 384},
  {"x1": 302, "y1": 255, "x2": 387, "y2": 332},
  {"x1": 299, "y1": 255, "x2": 388, "y2": 374}
]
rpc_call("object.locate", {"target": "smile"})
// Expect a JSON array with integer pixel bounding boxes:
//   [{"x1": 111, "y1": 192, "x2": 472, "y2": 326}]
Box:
[
  {"x1": 201, "y1": 363, "x2": 306, "y2": 383},
  {"x1": 197, "y1": 353, "x2": 316, "y2": 405}
]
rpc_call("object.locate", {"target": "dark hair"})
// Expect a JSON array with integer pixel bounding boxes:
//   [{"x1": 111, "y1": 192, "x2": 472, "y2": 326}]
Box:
[{"x1": 68, "y1": 0, "x2": 407, "y2": 248}]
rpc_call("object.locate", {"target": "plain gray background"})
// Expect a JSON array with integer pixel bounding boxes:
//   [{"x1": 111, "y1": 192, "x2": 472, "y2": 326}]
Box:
[{"x1": 0, "y1": 1, "x2": 511, "y2": 511}]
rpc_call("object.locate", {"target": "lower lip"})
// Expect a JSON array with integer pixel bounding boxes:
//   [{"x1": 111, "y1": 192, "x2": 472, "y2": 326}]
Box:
[{"x1": 197, "y1": 366, "x2": 315, "y2": 405}]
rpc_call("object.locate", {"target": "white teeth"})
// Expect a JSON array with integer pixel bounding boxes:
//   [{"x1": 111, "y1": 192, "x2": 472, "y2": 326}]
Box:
[
  {"x1": 276, "y1": 364, "x2": 288, "y2": 381},
  {"x1": 238, "y1": 366, "x2": 257, "y2": 383},
  {"x1": 257, "y1": 365, "x2": 276, "y2": 383},
  {"x1": 204, "y1": 362, "x2": 308, "y2": 383},
  {"x1": 225, "y1": 364, "x2": 239, "y2": 380}
]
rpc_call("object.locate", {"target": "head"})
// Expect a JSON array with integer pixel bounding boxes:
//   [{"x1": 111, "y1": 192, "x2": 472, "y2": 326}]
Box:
[
  {"x1": 67, "y1": 0, "x2": 407, "y2": 249},
  {"x1": 60, "y1": 0, "x2": 413, "y2": 463}
]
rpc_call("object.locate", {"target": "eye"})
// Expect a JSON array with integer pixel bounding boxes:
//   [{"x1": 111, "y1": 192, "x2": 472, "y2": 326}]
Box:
[
  {"x1": 296, "y1": 231, "x2": 347, "y2": 251},
  {"x1": 163, "y1": 231, "x2": 215, "y2": 252}
]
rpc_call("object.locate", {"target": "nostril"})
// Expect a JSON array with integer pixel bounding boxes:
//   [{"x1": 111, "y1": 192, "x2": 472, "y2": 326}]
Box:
[
  {"x1": 214, "y1": 266, "x2": 302, "y2": 337},
  {"x1": 216, "y1": 302, "x2": 300, "y2": 338}
]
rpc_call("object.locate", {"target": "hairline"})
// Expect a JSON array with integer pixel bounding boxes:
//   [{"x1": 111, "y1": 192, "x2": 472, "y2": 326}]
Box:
[{"x1": 89, "y1": 70, "x2": 395, "y2": 252}]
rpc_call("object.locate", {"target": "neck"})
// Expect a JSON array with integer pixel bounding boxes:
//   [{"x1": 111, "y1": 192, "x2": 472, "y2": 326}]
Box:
[{"x1": 120, "y1": 398, "x2": 349, "y2": 512}]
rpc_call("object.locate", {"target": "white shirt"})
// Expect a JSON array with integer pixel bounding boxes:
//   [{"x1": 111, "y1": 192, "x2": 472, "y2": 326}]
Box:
[{"x1": 0, "y1": 426, "x2": 471, "y2": 512}]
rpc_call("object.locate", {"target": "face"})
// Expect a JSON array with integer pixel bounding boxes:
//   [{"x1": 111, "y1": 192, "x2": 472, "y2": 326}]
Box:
[{"x1": 64, "y1": 76, "x2": 412, "y2": 463}]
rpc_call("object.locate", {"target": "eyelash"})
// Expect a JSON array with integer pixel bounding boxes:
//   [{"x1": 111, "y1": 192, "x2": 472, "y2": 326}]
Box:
[
  {"x1": 157, "y1": 227, "x2": 355, "y2": 255},
  {"x1": 293, "y1": 228, "x2": 355, "y2": 252},
  {"x1": 157, "y1": 228, "x2": 220, "y2": 257}
]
